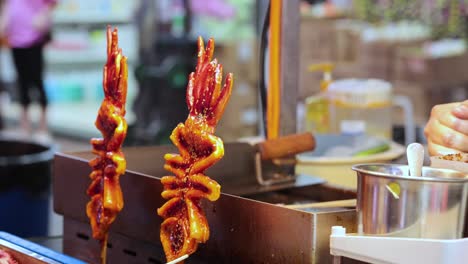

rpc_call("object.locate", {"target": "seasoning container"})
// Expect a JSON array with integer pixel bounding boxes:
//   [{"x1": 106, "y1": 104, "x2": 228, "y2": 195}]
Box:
[
  {"x1": 304, "y1": 63, "x2": 334, "y2": 134},
  {"x1": 327, "y1": 79, "x2": 414, "y2": 144},
  {"x1": 352, "y1": 164, "x2": 468, "y2": 239}
]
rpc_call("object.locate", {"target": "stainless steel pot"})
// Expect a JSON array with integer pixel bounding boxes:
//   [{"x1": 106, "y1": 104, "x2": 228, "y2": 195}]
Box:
[{"x1": 353, "y1": 164, "x2": 468, "y2": 239}]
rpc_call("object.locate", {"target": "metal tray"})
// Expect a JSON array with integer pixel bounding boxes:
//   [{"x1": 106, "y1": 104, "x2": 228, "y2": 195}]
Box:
[{"x1": 0, "y1": 232, "x2": 85, "y2": 264}]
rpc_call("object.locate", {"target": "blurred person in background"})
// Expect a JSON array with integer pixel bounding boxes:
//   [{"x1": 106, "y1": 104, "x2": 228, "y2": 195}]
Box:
[
  {"x1": 0, "y1": 0, "x2": 56, "y2": 138},
  {"x1": 131, "y1": 0, "x2": 235, "y2": 144},
  {"x1": 425, "y1": 100, "x2": 468, "y2": 156}
]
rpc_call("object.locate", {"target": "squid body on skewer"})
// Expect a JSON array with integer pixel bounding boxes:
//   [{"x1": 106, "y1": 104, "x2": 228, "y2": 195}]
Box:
[
  {"x1": 86, "y1": 26, "x2": 128, "y2": 264},
  {"x1": 157, "y1": 36, "x2": 233, "y2": 262}
]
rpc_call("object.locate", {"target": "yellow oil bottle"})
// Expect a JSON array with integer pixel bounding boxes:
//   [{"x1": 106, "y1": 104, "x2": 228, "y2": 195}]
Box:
[{"x1": 304, "y1": 63, "x2": 334, "y2": 134}]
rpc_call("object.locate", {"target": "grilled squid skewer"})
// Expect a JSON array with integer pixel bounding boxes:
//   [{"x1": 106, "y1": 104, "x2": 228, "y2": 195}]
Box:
[
  {"x1": 157, "y1": 37, "x2": 233, "y2": 262},
  {"x1": 86, "y1": 26, "x2": 128, "y2": 264}
]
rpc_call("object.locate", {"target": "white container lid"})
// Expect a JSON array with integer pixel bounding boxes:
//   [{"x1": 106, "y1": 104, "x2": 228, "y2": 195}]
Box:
[{"x1": 328, "y1": 79, "x2": 393, "y2": 106}]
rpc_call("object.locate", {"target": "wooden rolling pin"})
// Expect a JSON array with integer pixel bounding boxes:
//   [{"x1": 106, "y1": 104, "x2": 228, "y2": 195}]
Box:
[{"x1": 256, "y1": 132, "x2": 316, "y2": 160}]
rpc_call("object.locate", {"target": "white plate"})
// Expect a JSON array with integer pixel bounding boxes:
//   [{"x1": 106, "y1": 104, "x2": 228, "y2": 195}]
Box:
[{"x1": 297, "y1": 141, "x2": 405, "y2": 164}]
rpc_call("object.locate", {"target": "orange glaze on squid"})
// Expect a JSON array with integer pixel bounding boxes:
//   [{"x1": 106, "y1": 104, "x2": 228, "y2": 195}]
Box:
[
  {"x1": 157, "y1": 36, "x2": 233, "y2": 262},
  {"x1": 86, "y1": 26, "x2": 128, "y2": 264}
]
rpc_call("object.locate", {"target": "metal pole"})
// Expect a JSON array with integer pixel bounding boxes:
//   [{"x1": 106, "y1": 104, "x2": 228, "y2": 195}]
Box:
[{"x1": 279, "y1": 0, "x2": 300, "y2": 136}]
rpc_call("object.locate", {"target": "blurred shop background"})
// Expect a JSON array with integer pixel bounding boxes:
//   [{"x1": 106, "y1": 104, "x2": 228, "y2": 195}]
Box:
[
  {"x1": 2, "y1": 0, "x2": 467, "y2": 146},
  {"x1": 0, "y1": 0, "x2": 260, "y2": 146},
  {"x1": 0, "y1": 0, "x2": 467, "y2": 239}
]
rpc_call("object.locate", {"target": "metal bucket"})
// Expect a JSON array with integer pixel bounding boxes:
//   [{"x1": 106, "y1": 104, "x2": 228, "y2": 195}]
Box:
[{"x1": 353, "y1": 164, "x2": 468, "y2": 239}]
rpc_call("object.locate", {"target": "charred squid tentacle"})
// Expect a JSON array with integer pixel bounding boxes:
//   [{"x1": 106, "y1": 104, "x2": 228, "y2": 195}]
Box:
[
  {"x1": 157, "y1": 37, "x2": 233, "y2": 262},
  {"x1": 86, "y1": 26, "x2": 128, "y2": 264}
]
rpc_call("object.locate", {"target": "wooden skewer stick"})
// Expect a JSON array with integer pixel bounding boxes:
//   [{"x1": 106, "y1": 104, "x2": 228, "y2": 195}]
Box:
[{"x1": 166, "y1": 254, "x2": 189, "y2": 264}]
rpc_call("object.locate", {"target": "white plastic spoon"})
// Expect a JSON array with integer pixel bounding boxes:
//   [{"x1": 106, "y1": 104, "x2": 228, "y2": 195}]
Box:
[
  {"x1": 407, "y1": 143, "x2": 428, "y2": 236},
  {"x1": 407, "y1": 143, "x2": 424, "y2": 177}
]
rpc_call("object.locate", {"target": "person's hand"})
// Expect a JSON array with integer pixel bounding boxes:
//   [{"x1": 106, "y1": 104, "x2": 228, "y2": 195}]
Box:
[{"x1": 425, "y1": 100, "x2": 468, "y2": 156}]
